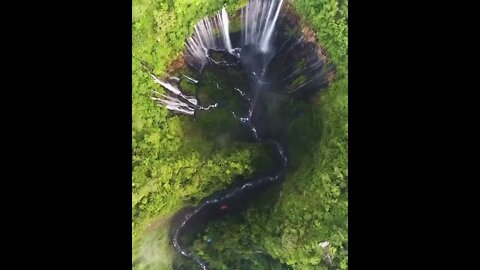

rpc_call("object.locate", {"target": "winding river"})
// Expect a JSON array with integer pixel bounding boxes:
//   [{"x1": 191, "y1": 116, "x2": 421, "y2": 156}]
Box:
[{"x1": 149, "y1": 1, "x2": 333, "y2": 269}]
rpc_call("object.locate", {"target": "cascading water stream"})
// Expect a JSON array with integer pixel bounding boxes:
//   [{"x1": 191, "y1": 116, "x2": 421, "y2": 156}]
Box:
[
  {"x1": 220, "y1": 8, "x2": 233, "y2": 53},
  {"x1": 146, "y1": 0, "x2": 333, "y2": 269}
]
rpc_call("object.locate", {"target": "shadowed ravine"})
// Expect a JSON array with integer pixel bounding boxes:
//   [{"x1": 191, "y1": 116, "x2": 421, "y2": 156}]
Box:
[{"x1": 146, "y1": 0, "x2": 334, "y2": 269}]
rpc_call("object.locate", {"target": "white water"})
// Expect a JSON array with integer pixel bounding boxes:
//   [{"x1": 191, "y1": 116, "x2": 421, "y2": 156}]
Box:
[
  {"x1": 151, "y1": 74, "x2": 197, "y2": 103},
  {"x1": 150, "y1": 73, "x2": 221, "y2": 115},
  {"x1": 150, "y1": 73, "x2": 198, "y2": 115},
  {"x1": 185, "y1": 6, "x2": 235, "y2": 70},
  {"x1": 153, "y1": 0, "x2": 286, "y2": 116},
  {"x1": 185, "y1": 0, "x2": 284, "y2": 70},
  {"x1": 151, "y1": 91, "x2": 196, "y2": 115},
  {"x1": 182, "y1": 74, "x2": 199, "y2": 84},
  {"x1": 220, "y1": 7, "x2": 233, "y2": 52},
  {"x1": 242, "y1": 0, "x2": 285, "y2": 52}
]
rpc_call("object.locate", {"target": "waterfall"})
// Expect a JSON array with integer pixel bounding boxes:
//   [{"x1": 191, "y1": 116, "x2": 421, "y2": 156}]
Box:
[
  {"x1": 220, "y1": 7, "x2": 233, "y2": 53},
  {"x1": 144, "y1": 1, "x2": 334, "y2": 269},
  {"x1": 184, "y1": 0, "x2": 284, "y2": 71},
  {"x1": 185, "y1": 6, "x2": 235, "y2": 70},
  {"x1": 243, "y1": 0, "x2": 285, "y2": 53},
  {"x1": 151, "y1": 0, "x2": 287, "y2": 118},
  {"x1": 150, "y1": 0, "x2": 330, "y2": 119}
]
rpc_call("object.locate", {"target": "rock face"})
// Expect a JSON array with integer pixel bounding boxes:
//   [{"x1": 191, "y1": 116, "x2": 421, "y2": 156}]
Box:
[{"x1": 146, "y1": 0, "x2": 335, "y2": 269}]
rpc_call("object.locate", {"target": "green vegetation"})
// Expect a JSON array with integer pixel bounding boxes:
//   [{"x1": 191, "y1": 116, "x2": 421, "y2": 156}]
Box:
[
  {"x1": 261, "y1": 2, "x2": 348, "y2": 268},
  {"x1": 132, "y1": 0, "x2": 254, "y2": 267},
  {"x1": 132, "y1": 0, "x2": 347, "y2": 269}
]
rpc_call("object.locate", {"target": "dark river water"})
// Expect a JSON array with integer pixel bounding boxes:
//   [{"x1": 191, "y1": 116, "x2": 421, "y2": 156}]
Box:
[{"x1": 147, "y1": 1, "x2": 334, "y2": 269}]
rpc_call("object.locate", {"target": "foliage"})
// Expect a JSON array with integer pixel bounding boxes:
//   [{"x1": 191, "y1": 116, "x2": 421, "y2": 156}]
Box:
[
  {"x1": 188, "y1": 1, "x2": 348, "y2": 269},
  {"x1": 132, "y1": 0, "x2": 348, "y2": 269},
  {"x1": 293, "y1": 0, "x2": 348, "y2": 76},
  {"x1": 132, "y1": 0, "x2": 254, "y2": 262}
]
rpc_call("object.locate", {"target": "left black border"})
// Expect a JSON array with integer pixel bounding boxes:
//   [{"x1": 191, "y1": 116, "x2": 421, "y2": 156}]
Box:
[
  {"x1": 9, "y1": 1, "x2": 133, "y2": 267},
  {"x1": 9, "y1": 0, "x2": 474, "y2": 268}
]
